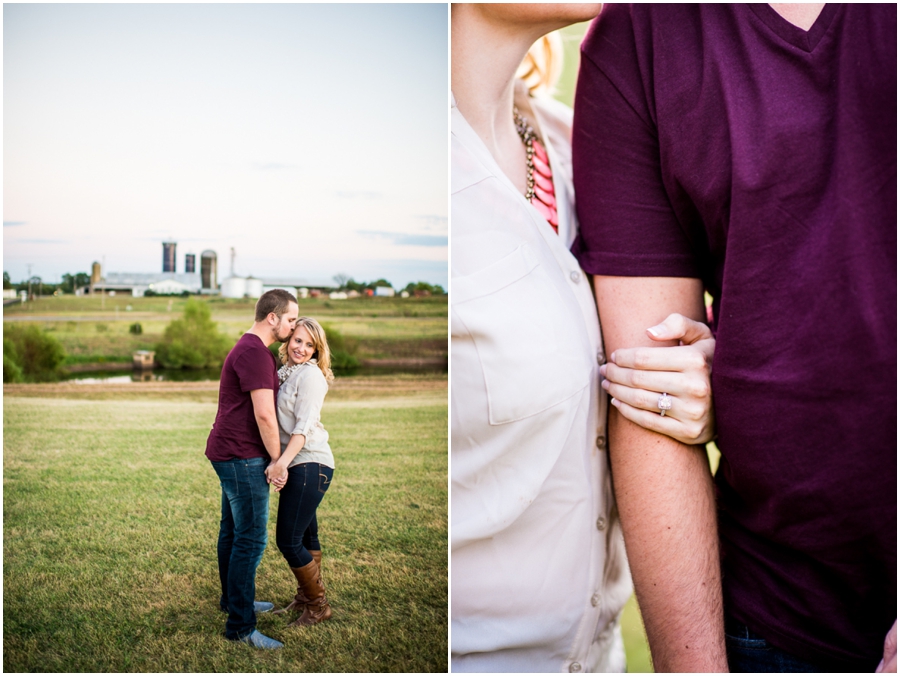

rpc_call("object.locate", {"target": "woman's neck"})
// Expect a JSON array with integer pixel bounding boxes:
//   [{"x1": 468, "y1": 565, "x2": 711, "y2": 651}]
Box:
[{"x1": 451, "y1": 7, "x2": 544, "y2": 192}]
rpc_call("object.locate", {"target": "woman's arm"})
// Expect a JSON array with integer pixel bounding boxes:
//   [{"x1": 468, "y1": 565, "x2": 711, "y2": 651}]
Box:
[
  {"x1": 600, "y1": 312, "x2": 716, "y2": 445},
  {"x1": 270, "y1": 432, "x2": 307, "y2": 492},
  {"x1": 270, "y1": 369, "x2": 328, "y2": 492}
]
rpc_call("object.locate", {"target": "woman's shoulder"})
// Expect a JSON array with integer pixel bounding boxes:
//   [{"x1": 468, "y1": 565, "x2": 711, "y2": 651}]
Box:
[{"x1": 299, "y1": 361, "x2": 329, "y2": 387}]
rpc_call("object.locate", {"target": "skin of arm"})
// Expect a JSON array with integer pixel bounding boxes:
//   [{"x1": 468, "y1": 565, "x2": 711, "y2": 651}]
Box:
[
  {"x1": 595, "y1": 275, "x2": 728, "y2": 673},
  {"x1": 250, "y1": 388, "x2": 281, "y2": 463}
]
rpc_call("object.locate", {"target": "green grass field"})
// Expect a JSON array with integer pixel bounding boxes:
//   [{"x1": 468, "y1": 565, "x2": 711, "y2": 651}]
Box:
[
  {"x1": 4, "y1": 295, "x2": 448, "y2": 364},
  {"x1": 3, "y1": 376, "x2": 448, "y2": 672}
]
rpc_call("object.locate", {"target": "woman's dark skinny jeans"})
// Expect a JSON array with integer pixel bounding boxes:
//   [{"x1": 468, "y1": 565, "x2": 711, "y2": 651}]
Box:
[{"x1": 276, "y1": 462, "x2": 333, "y2": 568}]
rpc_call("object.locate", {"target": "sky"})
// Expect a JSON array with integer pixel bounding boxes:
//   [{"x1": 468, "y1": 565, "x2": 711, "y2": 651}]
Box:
[{"x1": 4, "y1": 3, "x2": 448, "y2": 289}]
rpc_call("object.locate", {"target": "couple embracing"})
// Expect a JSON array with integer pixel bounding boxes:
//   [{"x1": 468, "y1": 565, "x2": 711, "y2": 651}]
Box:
[
  {"x1": 205, "y1": 289, "x2": 336, "y2": 649},
  {"x1": 451, "y1": 3, "x2": 895, "y2": 673}
]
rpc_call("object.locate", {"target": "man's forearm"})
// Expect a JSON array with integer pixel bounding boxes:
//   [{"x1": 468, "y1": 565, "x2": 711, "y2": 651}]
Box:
[
  {"x1": 256, "y1": 415, "x2": 281, "y2": 461},
  {"x1": 593, "y1": 275, "x2": 726, "y2": 671},
  {"x1": 609, "y1": 412, "x2": 726, "y2": 671}
]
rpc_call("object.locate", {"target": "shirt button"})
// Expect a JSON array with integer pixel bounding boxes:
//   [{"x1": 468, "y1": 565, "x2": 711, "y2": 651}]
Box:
[
  {"x1": 570, "y1": 270, "x2": 581, "y2": 283},
  {"x1": 591, "y1": 593, "x2": 601, "y2": 607},
  {"x1": 596, "y1": 350, "x2": 605, "y2": 365},
  {"x1": 596, "y1": 516, "x2": 607, "y2": 531},
  {"x1": 596, "y1": 434, "x2": 606, "y2": 449},
  {"x1": 569, "y1": 663, "x2": 582, "y2": 673}
]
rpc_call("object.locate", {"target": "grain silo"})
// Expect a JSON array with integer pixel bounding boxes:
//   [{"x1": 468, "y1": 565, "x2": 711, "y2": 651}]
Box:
[
  {"x1": 221, "y1": 276, "x2": 247, "y2": 298},
  {"x1": 201, "y1": 250, "x2": 217, "y2": 290},
  {"x1": 91, "y1": 261, "x2": 102, "y2": 285},
  {"x1": 245, "y1": 276, "x2": 263, "y2": 298},
  {"x1": 162, "y1": 242, "x2": 177, "y2": 272}
]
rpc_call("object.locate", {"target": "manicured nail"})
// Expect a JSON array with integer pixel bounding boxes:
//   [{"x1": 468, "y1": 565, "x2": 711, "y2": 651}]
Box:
[
  {"x1": 610, "y1": 397, "x2": 619, "y2": 407},
  {"x1": 609, "y1": 351, "x2": 617, "y2": 364},
  {"x1": 599, "y1": 364, "x2": 607, "y2": 377},
  {"x1": 601, "y1": 379, "x2": 610, "y2": 391},
  {"x1": 647, "y1": 325, "x2": 664, "y2": 337}
]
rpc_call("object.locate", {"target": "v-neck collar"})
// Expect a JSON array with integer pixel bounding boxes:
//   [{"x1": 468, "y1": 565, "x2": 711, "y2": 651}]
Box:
[{"x1": 747, "y1": 3, "x2": 841, "y2": 53}]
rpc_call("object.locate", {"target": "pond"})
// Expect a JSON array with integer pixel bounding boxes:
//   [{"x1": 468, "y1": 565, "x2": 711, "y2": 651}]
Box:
[{"x1": 64, "y1": 363, "x2": 446, "y2": 384}]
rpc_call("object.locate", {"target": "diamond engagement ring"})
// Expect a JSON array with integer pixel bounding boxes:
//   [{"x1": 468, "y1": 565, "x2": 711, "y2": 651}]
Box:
[{"x1": 657, "y1": 393, "x2": 673, "y2": 417}]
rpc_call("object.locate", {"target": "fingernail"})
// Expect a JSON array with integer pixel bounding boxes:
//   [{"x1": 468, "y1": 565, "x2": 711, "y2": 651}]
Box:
[
  {"x1": 601, "y1": 379, "x2": 610, "y2": 391},
  {"x1": 599, "y1": 364, "x2": 607, "y2": 377},
  {"x1": 609, "y1": 351, "x2": 617, "y2": 364},
  {"x1": 647, "y1": 325, "x2": 664, "y2": 337},
  {"x1": 610, "y1": 397, "x2": 619, "y2": 407}
]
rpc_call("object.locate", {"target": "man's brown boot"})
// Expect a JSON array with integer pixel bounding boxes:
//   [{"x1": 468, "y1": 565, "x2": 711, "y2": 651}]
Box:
[{"x1": 288, "y1": 559, "x2": 332, "y2": 627}]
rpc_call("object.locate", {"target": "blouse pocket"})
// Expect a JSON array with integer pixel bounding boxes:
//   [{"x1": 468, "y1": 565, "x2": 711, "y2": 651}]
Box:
[{"x1": 453, "y1": 242, "x2": 591, "y2": 425}]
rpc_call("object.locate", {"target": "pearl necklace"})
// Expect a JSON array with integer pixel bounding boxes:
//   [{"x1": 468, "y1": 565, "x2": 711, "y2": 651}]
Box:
[{"x1": 277, "y1": 362, "x2": 304, "y2": 384}]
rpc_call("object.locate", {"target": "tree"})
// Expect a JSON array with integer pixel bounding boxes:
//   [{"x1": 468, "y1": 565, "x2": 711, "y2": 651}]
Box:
[
  {"x1": 3, "y1": 325, "x2": 66, "y2": 382},
  {"x1": 332, "y1": 273, "x2": 350, "y2": 290},
  {"x1": 403, "y1": 281, "x2": 446, "y2": 295},
  {"x1": 155, "y1": 299, "x2": 232, "y2": 369},
  {"x1": 3, "y1": 271, "x2": 11, "y2": 290},
  {"x1": 60, "y1": 272, "x2": 91, "y2": 293}
]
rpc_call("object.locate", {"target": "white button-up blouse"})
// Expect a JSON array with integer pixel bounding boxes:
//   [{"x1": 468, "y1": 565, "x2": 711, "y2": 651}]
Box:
[
  {"x1": 276, "y1": 360, "x2": 334, "y2": 470},
  {"x1": 450, "y1": 86, "x2": 633, "y2": 673}
]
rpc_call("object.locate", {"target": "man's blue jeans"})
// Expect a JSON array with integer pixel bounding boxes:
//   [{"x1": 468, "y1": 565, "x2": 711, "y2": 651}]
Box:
[
  {"x1": 211, "y1": 457, "x2": 270, "y2": 640},
  {"x1": 725, "y1": 616, "x2": 822, "y2": 672}
]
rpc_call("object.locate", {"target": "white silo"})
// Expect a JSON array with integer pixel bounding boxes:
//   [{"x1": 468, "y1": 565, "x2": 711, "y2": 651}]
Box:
[
  {"x1": 245, "y1": 276, "x2": 263, "y2": 299},
  {"x1": 220, "y1": 276, "x2": 247, "y2": 299}
]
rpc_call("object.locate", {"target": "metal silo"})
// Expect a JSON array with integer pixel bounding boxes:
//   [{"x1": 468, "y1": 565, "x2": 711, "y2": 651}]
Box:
[
  {"x1": 162, "y1": 242, "x2": 177, "y2": 272},
  {"x1": 221, "y1": 276, "x2": 247, "y2": 298},
  {"x1": 201, "y1": 250, "x2": 217, "y2": 290},
  {"x1": 245, "y1": 276, "x2": 263, "y2": 298}
]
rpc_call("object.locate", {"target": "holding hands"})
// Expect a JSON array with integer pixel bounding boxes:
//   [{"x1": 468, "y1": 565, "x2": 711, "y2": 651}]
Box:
[
  {"x1": 265, "y1": 462, "x2": 288, "y2": 492},
  {"x1": 601, "y1": 313, "x2": 716, "y2": 446}
]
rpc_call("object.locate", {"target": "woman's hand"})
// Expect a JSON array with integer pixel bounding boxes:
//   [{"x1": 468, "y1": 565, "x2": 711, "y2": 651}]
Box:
[
  {"x1": 600, "y1": 313, "x2": 716, "y2": 446},
  {"x1": 266, "y1": 462, "x2": 289, "y2": 492}
]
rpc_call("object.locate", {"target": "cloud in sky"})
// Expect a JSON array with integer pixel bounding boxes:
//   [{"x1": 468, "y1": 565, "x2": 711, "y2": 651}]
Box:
[
  {"x1": 15, "y1": 239, "x2": 71, "y2": 245},
  {"x1": 358, "y1": 230, "x2": 448, "y2": 247},
  {"x1": 414, "y1": 215, "x2": 448, "y2": 231},
  {"x1": 336, "y1": 190, "x2": 383, "y2": 201},
  {"x1": 3, "y1": 3, "x2": 447, "y2": 285},
  {"x1": 253, "y1": 162, "x2": 300, "y2": 171}
]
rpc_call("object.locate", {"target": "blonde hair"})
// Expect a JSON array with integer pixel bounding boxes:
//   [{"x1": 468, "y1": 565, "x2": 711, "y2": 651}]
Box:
[
  {"x1": 516, "y1": 31, "x2": 564, "y2": 97},
  {"x1": 278, "y1": 317, "x2": 334, "y2": 385}
]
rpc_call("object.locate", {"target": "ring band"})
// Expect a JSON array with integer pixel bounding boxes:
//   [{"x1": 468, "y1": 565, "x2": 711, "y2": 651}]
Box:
[{"x1": 658, "y1": 392, "x2": 673, "y2": 417}]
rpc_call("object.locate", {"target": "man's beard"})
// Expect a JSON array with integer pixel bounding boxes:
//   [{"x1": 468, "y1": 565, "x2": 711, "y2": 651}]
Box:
[{"x1": 274, "y1": 326, "x2": 293, "y2": 343}]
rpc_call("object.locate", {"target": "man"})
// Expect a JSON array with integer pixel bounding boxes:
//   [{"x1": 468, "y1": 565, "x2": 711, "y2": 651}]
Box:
[
  {"x1": 206, "y1": 289, "x2": 298, "y2": 649},
  {"x1": 573, "y1": 4, "x2": 896, "y2": 672}
]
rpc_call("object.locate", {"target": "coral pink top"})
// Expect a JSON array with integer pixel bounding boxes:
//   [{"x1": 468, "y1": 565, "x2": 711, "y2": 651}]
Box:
[{"x1": 529, "y1": 138, "x2": 558, "y2": 233}]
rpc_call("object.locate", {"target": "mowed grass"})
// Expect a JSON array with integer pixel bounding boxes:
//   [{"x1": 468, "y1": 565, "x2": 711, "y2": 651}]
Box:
[{"x1": 3, "y1": 377, "x2": 448, "y2": 672}]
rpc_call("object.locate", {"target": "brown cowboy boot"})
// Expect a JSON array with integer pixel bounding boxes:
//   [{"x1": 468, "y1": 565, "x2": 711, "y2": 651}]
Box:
[
  {"x1": 273, "y1": 564, "x2": 310, "y2": 615},
  {"x1": 288, "y1": 558, "x2": 332, "y2": 627},
  {"x1": 310, "y1": 550, "x2": 322, "y2": 583}
]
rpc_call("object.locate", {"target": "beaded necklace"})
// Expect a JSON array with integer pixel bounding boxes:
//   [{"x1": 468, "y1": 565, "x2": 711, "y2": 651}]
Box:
[{"x1": 513, "y1": 106, "x2": 559, "y2": 232}]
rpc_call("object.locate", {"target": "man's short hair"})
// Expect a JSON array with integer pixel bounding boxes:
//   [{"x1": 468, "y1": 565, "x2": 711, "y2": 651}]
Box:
[{"x1": 255, "y1": 289, "x2": 298, "y2": 322}]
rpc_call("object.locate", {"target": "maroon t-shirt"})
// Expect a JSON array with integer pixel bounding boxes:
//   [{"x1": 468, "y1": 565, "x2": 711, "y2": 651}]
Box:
[
  {"x1": 572, "y1": 4, "x2": 896, "y2": 670},
  {"x1": 205, "y1": 332, "x2": 279, "y2": 462}
]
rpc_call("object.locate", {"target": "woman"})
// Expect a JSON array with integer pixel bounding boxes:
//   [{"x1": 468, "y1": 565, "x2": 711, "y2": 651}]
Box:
[
  {"x1": 268, "y1": 317, "x2": 335, "y2": 627},
  {"x1": 451, "y1": 4, "x2": 717, "y2": 672}
]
